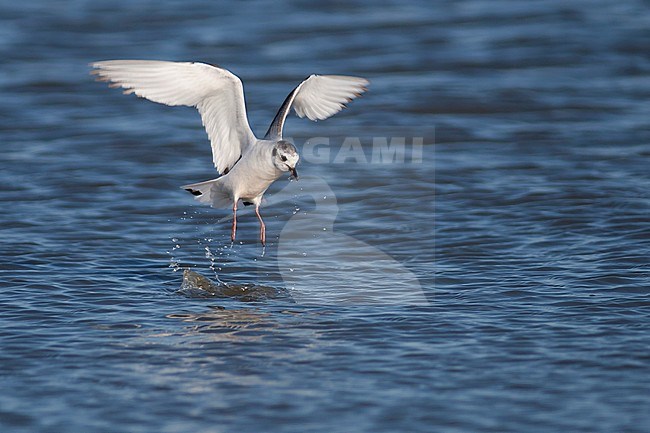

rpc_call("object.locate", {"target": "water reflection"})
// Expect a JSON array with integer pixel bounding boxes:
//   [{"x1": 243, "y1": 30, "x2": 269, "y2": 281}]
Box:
[{"x1": 166, "y1": 306, "x2": 278, "y2": 342}]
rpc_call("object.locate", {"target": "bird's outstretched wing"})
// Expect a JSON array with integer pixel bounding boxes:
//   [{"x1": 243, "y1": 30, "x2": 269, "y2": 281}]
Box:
[
  {"x1": 264, "y1": 75, "x2": 369, "y2": 140},
  {"x1": 91, "y1": 60, "x2": 256, "y2": 175}
]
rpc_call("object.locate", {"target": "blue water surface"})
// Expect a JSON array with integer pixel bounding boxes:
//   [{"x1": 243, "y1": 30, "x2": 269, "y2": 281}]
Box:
[{"x1": 1, "y1": 1, "x2": 649, "y2": 432}]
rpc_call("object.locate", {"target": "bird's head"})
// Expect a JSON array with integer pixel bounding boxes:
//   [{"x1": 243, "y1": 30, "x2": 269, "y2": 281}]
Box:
[{"x1": 272, "y1": 140, "x2": 299, "y2": 180}]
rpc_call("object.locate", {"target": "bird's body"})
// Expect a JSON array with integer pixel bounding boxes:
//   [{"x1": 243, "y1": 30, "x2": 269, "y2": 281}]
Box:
[
  {"x1": 184, "y1": 139, "x2": 281, "y2": 209},
  {"x1": 91, "y1": 60, "x2": 368, "y2": 245}
]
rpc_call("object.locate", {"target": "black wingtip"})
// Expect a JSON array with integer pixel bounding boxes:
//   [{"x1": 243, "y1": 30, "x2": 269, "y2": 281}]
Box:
[{"x1": 185, "y1": 188, "x2": 202, "y2": 196}]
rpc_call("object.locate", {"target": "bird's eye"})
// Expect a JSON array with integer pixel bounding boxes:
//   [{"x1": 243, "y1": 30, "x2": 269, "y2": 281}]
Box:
[{"x1": 280, "y1": 155, "x2": 287, "y2": 162}]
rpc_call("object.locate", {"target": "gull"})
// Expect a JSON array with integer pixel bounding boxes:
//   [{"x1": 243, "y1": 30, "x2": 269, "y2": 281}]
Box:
[{"x1": 91, "y1": 60, "x2": 369, "y2": 246}]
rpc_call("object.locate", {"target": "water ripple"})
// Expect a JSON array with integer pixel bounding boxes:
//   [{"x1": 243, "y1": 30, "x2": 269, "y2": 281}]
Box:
[{"x1": 1, "y1": 0, "x2": 649, "y2": 432}]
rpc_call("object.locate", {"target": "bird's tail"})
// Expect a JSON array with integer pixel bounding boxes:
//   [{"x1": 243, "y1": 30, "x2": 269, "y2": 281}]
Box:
[{"x1": 181, "y1": 177, "x2": 232, "y2": 208}]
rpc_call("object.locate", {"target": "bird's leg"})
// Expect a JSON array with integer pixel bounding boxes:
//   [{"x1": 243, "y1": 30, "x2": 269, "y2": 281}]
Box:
[
  {"x1": 255, "y1": 204, "x2": 266, "y2": 246},
  {"x1": 231, "y1": 201, "x2": 238, "y2": 243}
]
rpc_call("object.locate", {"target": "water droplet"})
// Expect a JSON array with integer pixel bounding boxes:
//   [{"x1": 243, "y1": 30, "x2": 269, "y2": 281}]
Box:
[{"x1": 168, "y1": 260, "x2": 180, "y2": 272}]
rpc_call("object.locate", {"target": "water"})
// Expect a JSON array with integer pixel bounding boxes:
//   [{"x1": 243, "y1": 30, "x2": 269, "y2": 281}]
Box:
[{"x1": 1, "y1": 0, "x2": 649, "y2": 432}]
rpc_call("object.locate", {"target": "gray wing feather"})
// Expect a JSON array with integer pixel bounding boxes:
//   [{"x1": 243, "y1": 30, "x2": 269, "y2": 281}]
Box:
[
  {"x1": 91, "y1": 60, "x2": 256, "y2": 174},
  {"x1": 264, "y1": 74, "x2": 369, "y2": 140}
]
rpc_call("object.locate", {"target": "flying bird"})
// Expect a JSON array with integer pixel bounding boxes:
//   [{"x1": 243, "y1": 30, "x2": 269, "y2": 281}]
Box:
[{"x1": 91, "y1": 60, "x2": 368, "y2": 245}]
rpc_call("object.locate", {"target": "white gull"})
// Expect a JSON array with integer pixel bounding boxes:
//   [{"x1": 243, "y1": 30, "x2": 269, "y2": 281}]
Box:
[{"x1": 91, "y1": 60, "x2": 368, "y2": 245}]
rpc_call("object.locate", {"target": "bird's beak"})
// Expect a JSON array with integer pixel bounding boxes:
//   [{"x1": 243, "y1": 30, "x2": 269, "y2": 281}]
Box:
[{"x1": 289, "y1": 166, "x2": 299, "y2": 180}]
